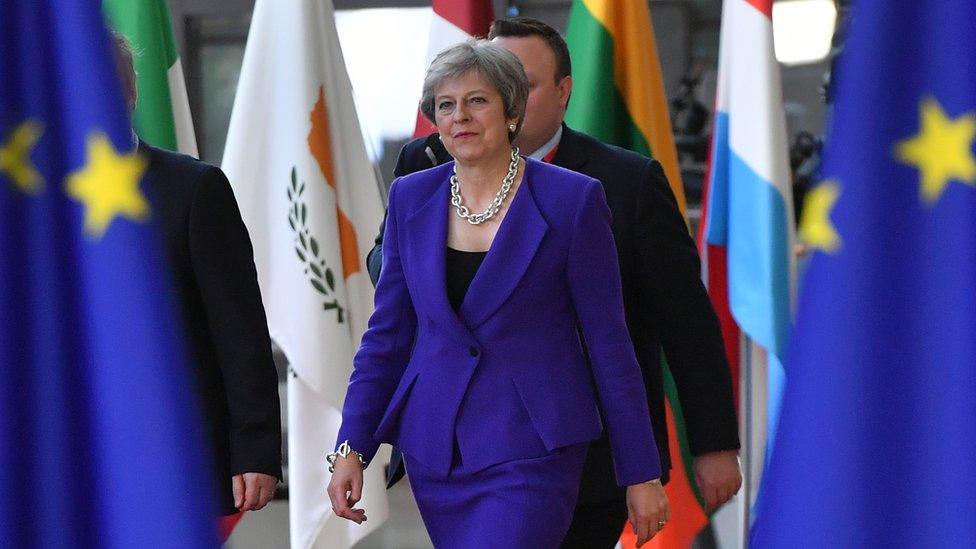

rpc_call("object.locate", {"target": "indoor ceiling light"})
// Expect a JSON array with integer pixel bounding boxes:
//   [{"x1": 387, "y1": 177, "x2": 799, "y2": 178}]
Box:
[{"x1": 772, "y1": 0, "x2": 838, "y2": 66}]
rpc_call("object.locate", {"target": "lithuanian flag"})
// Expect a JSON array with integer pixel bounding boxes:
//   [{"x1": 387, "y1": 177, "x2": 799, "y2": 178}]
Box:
[
  {"x1": 565, "y1": 0, "x2": 686, "y2": 214},
  {"x1": 103, "y1": 0, "x2": 198, "y2": 156},
  {"x1": 566, "y1": 2, "x2": 706, "y2": 547}
]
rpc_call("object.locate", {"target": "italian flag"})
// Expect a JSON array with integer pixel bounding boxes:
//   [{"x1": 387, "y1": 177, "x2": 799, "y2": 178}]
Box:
[
  {"x1": 566, "y1": 1, "x2": 704, "y2": 547},
  {"x1": 103, "y1": 0, "x2": 198, "y2": 156}
]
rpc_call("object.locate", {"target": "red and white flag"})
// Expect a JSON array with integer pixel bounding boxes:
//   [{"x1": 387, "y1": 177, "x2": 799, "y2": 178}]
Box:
[{"x1": 412, "y1": 0, "x2": 494, "y2": 137}]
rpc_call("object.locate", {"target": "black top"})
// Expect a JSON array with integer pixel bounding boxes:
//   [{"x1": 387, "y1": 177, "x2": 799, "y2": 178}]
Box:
[{"x1": 445, "y1": 247, "x2": 487, "y2": 312}]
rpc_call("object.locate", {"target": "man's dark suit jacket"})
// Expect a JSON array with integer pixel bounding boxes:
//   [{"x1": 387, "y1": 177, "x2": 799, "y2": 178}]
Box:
[
  {"x1": 141, "y1": 142, "x2": 282, "y2": 515},
  {"x1": 367, "y1": 126, "x2": 738, "y2": 504}
]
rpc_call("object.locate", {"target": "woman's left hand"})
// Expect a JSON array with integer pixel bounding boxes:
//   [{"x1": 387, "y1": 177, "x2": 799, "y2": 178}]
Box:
[{"x1": 626, "y1": 478, "x2": 670, "y2": 547}]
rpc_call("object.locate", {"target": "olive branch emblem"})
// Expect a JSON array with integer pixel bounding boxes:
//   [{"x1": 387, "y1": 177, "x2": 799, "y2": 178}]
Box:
[{"x1": 288, "y1": 167, "x2": 345, "y2": 322}]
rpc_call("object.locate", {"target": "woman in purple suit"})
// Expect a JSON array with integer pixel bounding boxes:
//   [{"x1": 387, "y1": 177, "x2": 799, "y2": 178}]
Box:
[{"x1": 327, "y1": 41, "x2": 670, "y2": 548}]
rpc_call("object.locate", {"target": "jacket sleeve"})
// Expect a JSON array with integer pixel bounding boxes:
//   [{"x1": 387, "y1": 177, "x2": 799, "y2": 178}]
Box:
[
  {"x1": 634, "y1": 160, "x2": 740, "y2": 455},
  {"x1": 366, "y1": 214, "x2": 385, "y2": 286},
  {"x1": 188, "y1": 166, "x2": 282, "y2": 479},
  {"x1": 567, "y1": 179, "x2": 661, "y2": 486},
  {"x1": 336, "y1": 179, "x2": 418, "y2": 464}
]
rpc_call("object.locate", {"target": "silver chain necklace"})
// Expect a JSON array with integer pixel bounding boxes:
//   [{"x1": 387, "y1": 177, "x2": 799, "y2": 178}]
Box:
[{"x1": 450, "y1": 147, "x2": 520, "y2": 225}]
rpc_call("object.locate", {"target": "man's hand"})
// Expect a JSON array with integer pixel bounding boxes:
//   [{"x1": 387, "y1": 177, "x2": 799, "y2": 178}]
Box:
[
  {"x1": 233, "y1": 472, "x2": 278, "y2": 512},
  {"x1": 693, "y1": 450, "x2": 742, "y2": 512}
]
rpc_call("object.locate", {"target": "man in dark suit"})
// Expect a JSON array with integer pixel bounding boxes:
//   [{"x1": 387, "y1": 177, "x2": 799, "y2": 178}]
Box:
[
  {"x1": 112, "y1": 31, "x2": 282, "y2": 517},
  {"x1": 371, "y1": 17, "x2": 743, "y2": 547}
]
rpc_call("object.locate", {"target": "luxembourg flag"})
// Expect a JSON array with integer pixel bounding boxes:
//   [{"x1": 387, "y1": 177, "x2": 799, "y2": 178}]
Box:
[{"x1": 698, "y1": 0, "x2": 795, "y2": 532}]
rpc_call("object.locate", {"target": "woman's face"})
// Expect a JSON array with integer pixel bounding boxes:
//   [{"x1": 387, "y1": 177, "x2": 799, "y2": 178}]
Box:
[{"x1": 433, "y1": 70, "x2": 516, "y2": 165}]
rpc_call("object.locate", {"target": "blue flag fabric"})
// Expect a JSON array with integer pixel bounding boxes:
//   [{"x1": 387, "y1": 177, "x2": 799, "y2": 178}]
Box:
[
  {"x1": 0, "y1": 1, "x2": 217, "y2": 546},
  {"x1": 752, "y1": 1, "x2": 976, "y2": 546}
]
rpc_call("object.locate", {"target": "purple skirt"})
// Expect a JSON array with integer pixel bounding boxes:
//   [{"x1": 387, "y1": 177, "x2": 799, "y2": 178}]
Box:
[{"x1": 403, "y1": 442, "x2": 588, "y2": 549}]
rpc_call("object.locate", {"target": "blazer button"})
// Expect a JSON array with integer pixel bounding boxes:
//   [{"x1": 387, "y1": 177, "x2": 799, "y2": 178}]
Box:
[{"x1": 468, "y1": 346, "x2": 479, "y2": 357}]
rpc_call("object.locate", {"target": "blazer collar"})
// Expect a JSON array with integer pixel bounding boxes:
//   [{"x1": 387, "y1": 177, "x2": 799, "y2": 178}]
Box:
[
  {"x1": 550, "y1": 123, "x2": 590, "y2": 172},
  {"x1": 404, "y1": 159, "x2": 550, "y2": 332}
]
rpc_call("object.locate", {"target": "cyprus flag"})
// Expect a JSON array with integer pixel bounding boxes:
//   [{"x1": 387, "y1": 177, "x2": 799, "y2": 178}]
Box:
[{"x1": 222, "y1": 1, "x2": 386, "y2": 546}]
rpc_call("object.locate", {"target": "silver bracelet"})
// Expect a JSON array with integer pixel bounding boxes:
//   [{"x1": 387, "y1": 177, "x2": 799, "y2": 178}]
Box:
[{"x1": 326, "y1": 440, "x2": 367, "y2": 473}]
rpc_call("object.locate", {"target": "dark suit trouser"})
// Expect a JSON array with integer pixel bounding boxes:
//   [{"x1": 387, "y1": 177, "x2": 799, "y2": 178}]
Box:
[{"x1": 560, "y1": 498, "x2": 628, "y2": 549}]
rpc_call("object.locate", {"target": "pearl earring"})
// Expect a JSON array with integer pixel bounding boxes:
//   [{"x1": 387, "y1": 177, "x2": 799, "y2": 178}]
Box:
[{"x1": 508, "y1": 124, "x2": 517, "y2": 132}]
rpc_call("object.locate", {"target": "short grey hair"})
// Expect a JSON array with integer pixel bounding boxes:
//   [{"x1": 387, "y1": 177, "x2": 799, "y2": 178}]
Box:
[{"x1": 420, "y1": 40, "x2": 529, "y2": 142}]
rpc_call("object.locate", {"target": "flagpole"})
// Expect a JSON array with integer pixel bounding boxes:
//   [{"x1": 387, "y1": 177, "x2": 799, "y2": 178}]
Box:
[{"x1": 740, "y1": 334, "x2": 752, "y2": 549}]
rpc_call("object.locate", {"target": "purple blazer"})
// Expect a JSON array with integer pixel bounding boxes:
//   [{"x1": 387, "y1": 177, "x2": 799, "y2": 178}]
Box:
[{"x1": 337, "y1": 158, "x2": 660, "y2": 486}]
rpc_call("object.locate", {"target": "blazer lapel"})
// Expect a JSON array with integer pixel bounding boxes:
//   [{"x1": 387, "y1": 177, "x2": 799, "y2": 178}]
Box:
[
  {"x1": 459, "y1": 161, "x2": 549, "y2": 330},
  {"x1": 404, "y1": 173, "x2": 467, "y2": 332}
]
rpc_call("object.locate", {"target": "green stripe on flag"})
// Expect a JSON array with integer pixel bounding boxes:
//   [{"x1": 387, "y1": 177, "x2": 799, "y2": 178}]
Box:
[
  {"x1": 103, "y1": 0, "x2": 180, "y2": 151},
  {"x1": 564, "y1": 1, "x2": 654, "y2": 159}
]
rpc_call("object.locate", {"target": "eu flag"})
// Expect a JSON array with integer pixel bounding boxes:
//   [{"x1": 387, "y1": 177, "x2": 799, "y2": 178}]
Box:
[
  {"x1": 0, "y1": 1, "x2": 217, "y2": 546},
  {"x1": 752, "y1": 0, "x2": 976, "y2": 546}
]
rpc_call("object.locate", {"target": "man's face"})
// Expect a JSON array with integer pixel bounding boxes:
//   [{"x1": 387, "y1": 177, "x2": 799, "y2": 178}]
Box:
[{"x1": 492, "y1": 35, "x2": 572, "y2": 155}]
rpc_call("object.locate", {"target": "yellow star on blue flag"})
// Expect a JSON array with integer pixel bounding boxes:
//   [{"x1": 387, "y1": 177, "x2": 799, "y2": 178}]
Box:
[
  {"x1": 895, "y1": 97, "x2": 976, "y2": 204},
  {"x1": 798, "y1": 180, "x2": 842, "y2": 254},
  {"x1": 0, "y1": 120, "x2": 44, "y2": 194},
  {"x1": 64, "y1": 132, "x2": 149, "y2": 238}
]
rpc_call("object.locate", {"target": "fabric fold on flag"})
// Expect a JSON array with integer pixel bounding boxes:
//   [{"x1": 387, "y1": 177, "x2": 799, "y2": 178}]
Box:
[{"x1": 221, "y1": 0, "x2": 386, "y2": 547}]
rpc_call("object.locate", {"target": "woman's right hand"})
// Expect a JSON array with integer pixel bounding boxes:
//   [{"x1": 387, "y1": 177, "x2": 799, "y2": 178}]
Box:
[
  {"x1": 626, "y1": 478, "x2": 671, "y2": 547},
  {"x1": 327, "y1": 453, "x2": 367, "y2": 524}
]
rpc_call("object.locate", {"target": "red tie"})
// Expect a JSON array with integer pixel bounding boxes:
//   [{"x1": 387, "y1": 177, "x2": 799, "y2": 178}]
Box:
[{"x1": 542, "y1": 145, "x2": 559, "y2": 164}]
